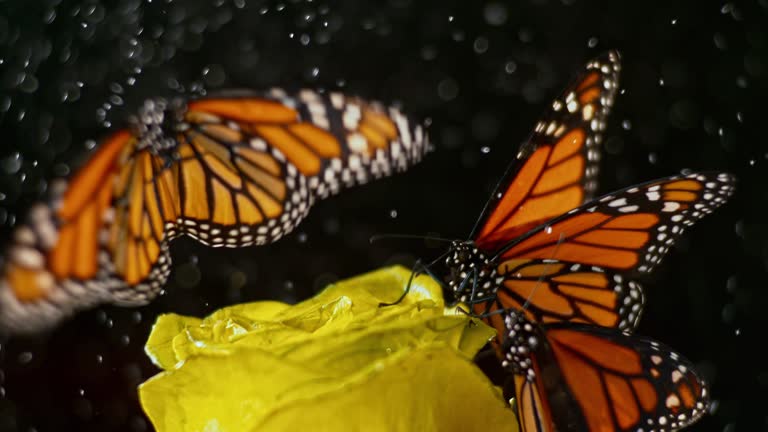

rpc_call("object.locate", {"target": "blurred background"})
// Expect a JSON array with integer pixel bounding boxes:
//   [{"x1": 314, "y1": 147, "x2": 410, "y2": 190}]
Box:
[{"x1": 0, "y1": 0, "x2": 765, "y2": 430}]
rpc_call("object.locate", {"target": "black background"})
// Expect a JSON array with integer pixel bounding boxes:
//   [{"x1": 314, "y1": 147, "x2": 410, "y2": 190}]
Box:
[{"x1": 0, "y1": 0, "x2": 766, "y2": 431}]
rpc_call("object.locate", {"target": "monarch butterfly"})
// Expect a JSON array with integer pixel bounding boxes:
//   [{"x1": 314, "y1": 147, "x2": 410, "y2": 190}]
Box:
[
  {"x1": 0, "y1": 89, "x2": 431, "y2": 332},
  {"x1": 432, "y1": 51, "x2": 734, "y2": 430}
]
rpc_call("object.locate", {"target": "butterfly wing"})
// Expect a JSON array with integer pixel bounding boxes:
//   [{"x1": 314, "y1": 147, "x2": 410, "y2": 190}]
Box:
[
  {"x1": 472, "y1": 51, "x2": 621, "y2": 251},
  {"x1": 503, "y1": 315, "x2": 710, "y2": 432},
  {"x1": 471, "y1": 259, "x2": 644, "y2": 338},
  {"x1": 467, "y1": 173, "x2": 733, "y2": 340},
  {"x1": 172, "y1": 89, "x2": 429, "y2": 245},
  {"x1": 0, "y1": 131, "x2": 175, "y2": 330},
  {"x1": 0, "y1": 90, "x2": 431, "y2": 332},
  {"x1": 512, "y1": 374, "x2": 555, "y2": 432},
  {"x1": 495, "y1": 172, "x2": 735, "y2": 273}
]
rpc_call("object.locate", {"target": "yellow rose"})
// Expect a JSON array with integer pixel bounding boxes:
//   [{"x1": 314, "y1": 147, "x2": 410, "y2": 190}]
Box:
[{"x1": 139, "y1": 266, "x2": 518, "y2": 432}]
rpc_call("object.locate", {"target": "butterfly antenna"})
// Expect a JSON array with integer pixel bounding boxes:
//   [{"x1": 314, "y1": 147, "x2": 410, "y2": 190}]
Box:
[
  {"x1": 378, "y1": 246, "x2": 454, "y2": 308},
  {"x1": 369, "y1": 233, "x2": 456, "y2": 244},
  {"x1": 379, "y1": 259, "x2": 423, "y2": 307}
]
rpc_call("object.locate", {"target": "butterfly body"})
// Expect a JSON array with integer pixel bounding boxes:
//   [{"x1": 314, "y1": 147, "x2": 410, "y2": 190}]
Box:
[
  {"x1": 1, "y1": 88, "x2": 430, "y2": 331},
  {"x1": 446, "y1": 240, "x2": 498, "y2": 301}
]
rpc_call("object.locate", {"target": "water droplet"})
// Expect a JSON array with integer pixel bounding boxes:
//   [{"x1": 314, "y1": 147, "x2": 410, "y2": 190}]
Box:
[
  {"x1": 504, "y1": 60, "x2": 517, "y2": 74},
  {"x1": 299, "y1": 34, "x2": 310, "y2": 45},
  {"x1": 229, "y1": 271, "x2": 247, "y2": 290},
  {"x1": 1, "y1": 153, "x2": 22, "y2": 174},
  {"x1": 473, "y1": 37, "x2": 489, "y2": 54},
  {"x1": 19, "y1": 74, "x2": 39, "y2": 93},
  {"x1": 323, "y1": 218, "x2": 340, "y2": 234},
  {"x1": 648, "y1": 152, "x2": 658, "y2": 164},
  {"x1": 671, "y1": 18, "x2": 678, "y2": 25},
  {"x1": 480, "y1": 146, "x2": 491, "y2": 154},
  {"x1": 518, "y1": 28, "x2": 533, "y2": 43},
  {"x1": 96, "y1": 354, "x2": 103, "y2": 364},
  {"x1": 734, "y1": 219, "x2": 744, "y2": 237},
  {"x1": 201, "y1": 64, "x2": 226, "y2": 87},
  {"x1": 483, "y1": 2, "x2": 508, "y2": 26},
  {"x1": 587, "y1": 37, "x2": 598, "y2": 48},
  {"x1": 284, "y1": 280, "x2": 294, "y2": 291},
  {"x1": 721, "y1": 303, "x2": 735, "y2": 323},
  {"x1": 175, "y1": 262, "x2": 201, "y2": 289},
  {"x1": 707, "y1": 399, "x2": 720, "y2": 414},
  {"x1": 43, "y1": 8, "x2": 57, "y2": 24},
  {"x1": 17, "y1": 352, "x2": 33, "y2": 364},
  {"x1": 297, "y1": 232, "x2": 308, "y2": 243},
  {"x1": 421, "y1": 45, "x2": 437, "y2": 61},
  {"x1": 437, "y1": 78, "x2": 459, "y2": 101},
  {"x1": 621, "y1": 120, "x2": 632, "y2": 130},
  {"x1": 389, "y1": 209, "x2": 398, "y2": 218},
  {"x1": 714, "y1": 33, "x2": 727, "y2": 50},
  {"x1": 95, "y1": 310, "x2": 107, "y2": 324}
]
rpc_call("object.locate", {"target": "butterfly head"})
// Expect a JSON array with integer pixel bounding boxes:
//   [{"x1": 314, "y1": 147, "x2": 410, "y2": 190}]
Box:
[
  {"x1": 445, "y1": 240, "x2": 498, "y2": 302},
  {"x1": 130, "y1": 97, "x2": 187, "y2": 155}
]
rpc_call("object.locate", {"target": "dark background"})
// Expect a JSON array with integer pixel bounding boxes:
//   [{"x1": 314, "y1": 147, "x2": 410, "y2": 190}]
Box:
[{"x1": 0, "y1": 0, "x2": 765, "y2": 430}]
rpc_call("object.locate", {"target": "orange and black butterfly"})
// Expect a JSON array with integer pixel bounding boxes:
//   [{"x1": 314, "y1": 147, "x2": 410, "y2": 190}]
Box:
[
  {"x1": 0, "y1": 89, "x2": 431, "y2": 332},
  {"x1": 436, "y1": 51, "x2": 734, "y2": 430}
]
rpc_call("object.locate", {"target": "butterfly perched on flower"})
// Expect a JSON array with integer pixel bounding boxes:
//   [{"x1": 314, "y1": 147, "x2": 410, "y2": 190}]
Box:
[
  {"x1": 0, "y1": 89, "x2": 431, "y2": 332},
  {"x1": 433, "y1": 51, "x2": 734, "y2": 431}
]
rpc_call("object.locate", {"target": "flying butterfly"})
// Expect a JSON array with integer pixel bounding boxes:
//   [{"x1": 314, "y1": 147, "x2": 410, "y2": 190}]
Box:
[{"x1": 0, "y1": 89, "x2": 431, "y2": 332}]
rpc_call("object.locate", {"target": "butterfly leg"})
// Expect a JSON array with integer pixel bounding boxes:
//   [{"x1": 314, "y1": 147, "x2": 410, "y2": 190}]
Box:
[{"x1": 461, "y1": 266, "x2": 480, "y2": 305}]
